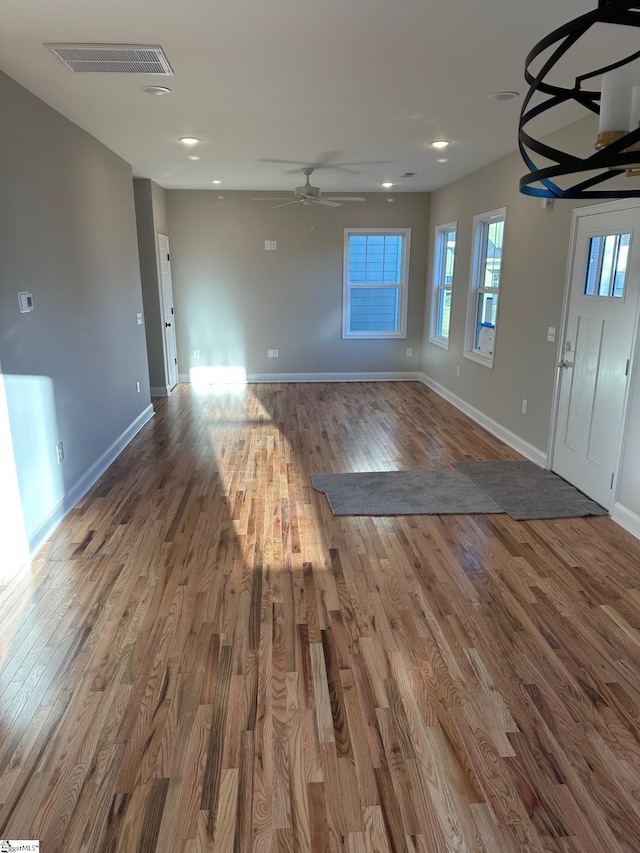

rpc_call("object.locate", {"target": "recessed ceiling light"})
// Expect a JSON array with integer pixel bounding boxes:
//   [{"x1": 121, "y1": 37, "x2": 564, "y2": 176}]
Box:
[
  {"x1": 141, "y1": 85, "x2": 171, "y2": 96},
  {"x1": 437, "y1": 158, "x2": 449, "y2": 163},
  {"x1": 189, "y1": 155, "x2": 200, "y2": 161},
  {"x1": 211, "y1": 179, "x2": 223, "y2": 184},
  {"x1": 179, "y1": 137, "x2": 200, "y2": 146},
  {"x1": 490, "y1": 91, "x2": 520, "y2": 101},
  {"x1": 386, "y1": 198, "x2": 395, "y2": 203},
  {"x1": 381, "y1": 181, "x2": 394, "y2": 188},
  {"x1": 431, "y1": 139, "x2": 450, "y2": 149}
]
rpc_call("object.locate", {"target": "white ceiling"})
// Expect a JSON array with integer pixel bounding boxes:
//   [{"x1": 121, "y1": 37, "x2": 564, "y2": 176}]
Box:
[{"x1": 0, "y1": 0, "x2": 619, "y2": 192}]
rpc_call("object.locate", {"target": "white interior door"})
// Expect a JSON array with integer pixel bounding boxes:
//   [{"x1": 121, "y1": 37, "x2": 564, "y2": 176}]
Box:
[
  {"x1": 553, "y1": 205, "x2": 640, "y2": 509},
  {"x1": 158, "y1": 234, "x2": 178, "y2": 391}
]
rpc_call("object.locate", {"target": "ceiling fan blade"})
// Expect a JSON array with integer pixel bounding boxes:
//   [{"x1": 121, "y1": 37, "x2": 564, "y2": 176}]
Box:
[
  {"x1": 259, "y1": 151, "x2": 340, "y2": 167},
  {"x1": 313, "y1": 198, "x2": 342, "y2": 207},
  {"x1": 258, "y1": 158, "x2": 310, "y2": 166},
  {"x1": 329, "y1": 160, "x2": 393, "y2": 167},
  {"x1": 314, "y1": 160, "x2": 396, "y2": 175},
  {"x1": 259, "y1": 154, "x2": 392, "y2": 176},
  {"x1": 323, "y1": 196, "x2": 367, "y2": 202},
  {"x1": 271, "y1": 200, "x2": 302, "y2": 209},
  {"x1": 252, "y1": 197, "x2": 293, "y2": 201}
]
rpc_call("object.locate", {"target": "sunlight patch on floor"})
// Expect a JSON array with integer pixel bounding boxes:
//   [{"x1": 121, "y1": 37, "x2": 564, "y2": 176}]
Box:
[{"x1": 190, "y1": 365, "x2": 247, "y2": 393}]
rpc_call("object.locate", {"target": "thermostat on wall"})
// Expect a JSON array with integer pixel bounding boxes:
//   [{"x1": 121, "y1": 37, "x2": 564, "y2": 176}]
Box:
[{"x1": 18, "y1": 291, "x2": 34, "y2": 313}]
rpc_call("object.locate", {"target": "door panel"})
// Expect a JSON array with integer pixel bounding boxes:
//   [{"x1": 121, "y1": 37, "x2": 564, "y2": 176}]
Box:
[
  {"x1": 553, "y1": 206, "x2": 640, "y2": 509},
  {"x1": 158, "y1": 234, "x2": 178, "y2": 391}
]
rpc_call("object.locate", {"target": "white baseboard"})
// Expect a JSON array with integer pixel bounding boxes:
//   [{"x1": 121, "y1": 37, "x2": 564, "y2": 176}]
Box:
[
  {"x1": 179, "y1": 374, "x2": 191, "y2": 383},
  {"x1": 247, "y1": 371, "x2": 421, "y2": 383},
  {"x1": 150, "y1": 385, "x2": 170, "y2": 397},
  {"x1": 179, "y1": 371, "x2": 422, "y2": 384},
  {"x1": 611, "y1": 502, "x2": 640, "y2": 539},
  {"x1": 28, "y1": 404, "x2": 155, "y2": 557},
  {"x1": 418, "y1": 372, "x2": 547, "y2": 467}
]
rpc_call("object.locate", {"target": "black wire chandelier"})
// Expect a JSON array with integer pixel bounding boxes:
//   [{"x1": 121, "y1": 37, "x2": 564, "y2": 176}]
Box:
[{"x1": 519, "y1": 0, "x2": 640, "y2": 199}]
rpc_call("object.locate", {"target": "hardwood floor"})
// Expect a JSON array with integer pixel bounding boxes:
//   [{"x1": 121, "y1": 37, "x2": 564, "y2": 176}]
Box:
[{"x1": 2, "y1": 381, "x2": 640, "y2": 851}]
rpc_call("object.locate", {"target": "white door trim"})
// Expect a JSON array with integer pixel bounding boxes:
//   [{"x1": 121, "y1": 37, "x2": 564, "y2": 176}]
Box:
[{"x1": 548, "y1": 199, "x2": 640, "y2": 506}]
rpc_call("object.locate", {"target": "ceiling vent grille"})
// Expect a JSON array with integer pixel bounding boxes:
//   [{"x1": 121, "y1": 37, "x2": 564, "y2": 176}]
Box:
[{"x1": 44, "y1": 44, "x2": 173, "y2": 74}]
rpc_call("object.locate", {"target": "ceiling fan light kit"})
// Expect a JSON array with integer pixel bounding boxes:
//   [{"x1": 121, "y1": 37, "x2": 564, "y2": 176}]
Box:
[{"x1": 519, "y1": 0, "x2": 640, "y2": 199}]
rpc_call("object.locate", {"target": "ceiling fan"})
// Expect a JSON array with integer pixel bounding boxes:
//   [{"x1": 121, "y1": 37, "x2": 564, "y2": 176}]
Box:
[{"x1": 252, "y1": 168, "x2": 366, "y2": 209}]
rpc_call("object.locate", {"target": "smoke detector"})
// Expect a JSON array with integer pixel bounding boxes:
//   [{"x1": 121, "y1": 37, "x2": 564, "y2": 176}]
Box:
[{"x1": 44, "y1": 44, "x2": 173, "y2": 74}]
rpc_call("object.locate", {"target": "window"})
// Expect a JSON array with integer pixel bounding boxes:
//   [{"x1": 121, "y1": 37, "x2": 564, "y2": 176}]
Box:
[
  {"x1": 429, "y1": 222, "x2": 457, "y2": 347},
  {"x1": 465, "y1": 208, "x2": 506, "y2": 367},
  {"x1": 343, "y1": 228, "x2": 411, "y2": 338},
  {"x1": 584, "y1": 233, "x2": 630, "y2": 298}
]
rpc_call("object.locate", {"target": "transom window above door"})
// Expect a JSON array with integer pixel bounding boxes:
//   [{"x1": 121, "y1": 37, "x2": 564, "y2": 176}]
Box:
[{"x1": 584, "y1": 232, "x2": 631, "y2": 298}]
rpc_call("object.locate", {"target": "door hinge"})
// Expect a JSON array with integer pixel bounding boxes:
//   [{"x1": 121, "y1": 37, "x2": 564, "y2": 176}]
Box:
[
  {"x1": 171, "y1": 307, "x2": 174, "y2": 314},
  {"x1": 611, "y1": 472, "x2": 615, "y2": 489},
  {"x1": 175, "y1": 357, "x2": 178, "y2": 365},
  {"x1": 626, "y1": 358, "x2": 630, "y2": 376},
  {"x1": 167, "y1": 253, "x2": 170, "y2": 261}
]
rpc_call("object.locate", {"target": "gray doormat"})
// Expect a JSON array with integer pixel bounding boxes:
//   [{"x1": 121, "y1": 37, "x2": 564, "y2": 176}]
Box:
[
  {"x1": 454, "y1": 460, "x2": 608, "y2": 520},
  {"x1": 311, "y1": 470, "x2": 502, "y2": 516}
]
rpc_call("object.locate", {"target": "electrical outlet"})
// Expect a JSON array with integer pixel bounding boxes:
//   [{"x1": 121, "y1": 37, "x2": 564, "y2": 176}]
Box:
[
  {"x1": 267, "y1": 348, "x2": 279, "y2": 358},
  {"x1": 136, "y1": 381, "x2": 140, "y2": 393},
  {"x1": 406, "y1": 347, "x2": 413, "y2": 357},
  {"x1": 547, "y1": 326, "x2": 556, "y2": 342},
  {"x1": 56, "y1": 441, "x2": 64, "y2": 464},
  {"x1": 522, "y1": 399, "x2": 528, "y2": 414},
  {"x1": 193, "y1": 349, "x2": 200, "y2": 359},
  {"x1": 18, "y1": 291, "x2": 34, "y2": 313}
]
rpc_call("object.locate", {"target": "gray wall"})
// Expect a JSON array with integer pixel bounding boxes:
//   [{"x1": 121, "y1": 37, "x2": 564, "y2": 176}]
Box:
[
  {"x1": 166, "y1": 191, "x2": 430, "y2": 377},
  {"x1": 134, "y1": 178, "x2": 169, "y2": 392},
  {"x1": 0, "y1": 71, "x2": 151, "y2": 548},
  {"x1": 422, "y1": 115, "x2": 640, "y2": 519}
]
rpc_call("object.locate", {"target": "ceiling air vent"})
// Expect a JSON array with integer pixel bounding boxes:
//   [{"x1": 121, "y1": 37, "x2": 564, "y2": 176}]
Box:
[{"x1": 44, "y1": 44, "x2": 173, "y2": 74}]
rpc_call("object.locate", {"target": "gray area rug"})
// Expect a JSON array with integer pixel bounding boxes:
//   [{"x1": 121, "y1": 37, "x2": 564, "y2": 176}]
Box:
[
  {"x1": 312, "y1": 461, "x2": 608, "y2": 520},
  {"x1": 311, "y1": 470, "x2": 502, "y2": 516},
  {"x1": 454, "y1": 460, "x2": 608, "y2": 520}
]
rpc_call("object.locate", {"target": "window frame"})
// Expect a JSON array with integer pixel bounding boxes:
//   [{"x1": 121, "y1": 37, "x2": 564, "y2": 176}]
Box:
[
  {"x1": 429, "y1": 221, "x2": 457, "y2": 349},
  {"x1": 464, "y1": 207, "x2": 506, "y2": 368},
  {"x1": 342, "y1": 227, "x2": 411, "y2": 339}
]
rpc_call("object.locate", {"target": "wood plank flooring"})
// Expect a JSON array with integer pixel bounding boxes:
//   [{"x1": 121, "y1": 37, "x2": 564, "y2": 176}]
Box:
[{"x1": 2, "y1": 381, "x2": 640, "y2": 851}]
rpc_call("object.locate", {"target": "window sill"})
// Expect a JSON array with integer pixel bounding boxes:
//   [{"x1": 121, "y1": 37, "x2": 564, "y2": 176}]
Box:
[
  {"x1": 428, "y1": 336, "x2": 450, "y2": 351},
  {"x1": 343, "y1": 331, "x2": 406, "y2": 340},
  {"x1": 464, "y1": 349, "x2": 494, "y2": 369}
]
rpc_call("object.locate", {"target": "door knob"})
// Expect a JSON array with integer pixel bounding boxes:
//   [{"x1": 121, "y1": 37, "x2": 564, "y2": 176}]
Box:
[{"x1": 558, "y1": 359, "x2": 572, "y2": 369}]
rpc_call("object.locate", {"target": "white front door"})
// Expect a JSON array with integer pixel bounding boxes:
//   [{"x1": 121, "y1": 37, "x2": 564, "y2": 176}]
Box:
[
  {"x1": 158, "y1": 234, "x2": 178, "y2": 391},
  {"x1": 553, "y1": 204, "x2": 640, "y2": 509}
]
